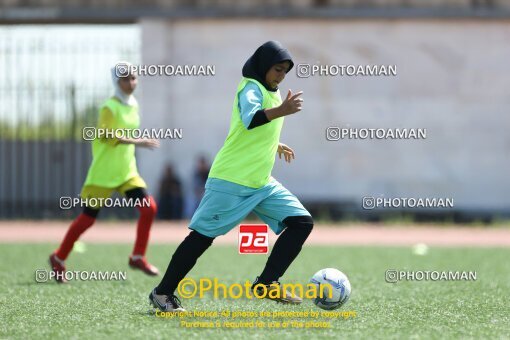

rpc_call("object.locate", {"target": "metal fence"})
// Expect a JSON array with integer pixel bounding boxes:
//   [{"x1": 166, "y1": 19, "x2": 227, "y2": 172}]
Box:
[{"x1": 0, "y1": 24, "x2": 140, "y2": 219}]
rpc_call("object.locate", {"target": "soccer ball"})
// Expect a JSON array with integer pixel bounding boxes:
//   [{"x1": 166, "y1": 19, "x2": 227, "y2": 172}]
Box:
[{"x1": 309, "y1": 268, "x2": 351, "y2": 310}]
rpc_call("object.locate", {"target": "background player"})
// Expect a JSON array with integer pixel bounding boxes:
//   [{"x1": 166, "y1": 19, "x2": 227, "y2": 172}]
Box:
[{"x1": 49, "y1": 62, "x2": 160, "y2": 282}]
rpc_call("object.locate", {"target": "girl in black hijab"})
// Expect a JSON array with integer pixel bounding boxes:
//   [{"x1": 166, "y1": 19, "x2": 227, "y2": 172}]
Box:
[
  {"x1": 242, "y1": 40, "x2": 295, "y2": 91},
  {"x1": 149, "y1": 41, "x2": 313, "y2": 311}
]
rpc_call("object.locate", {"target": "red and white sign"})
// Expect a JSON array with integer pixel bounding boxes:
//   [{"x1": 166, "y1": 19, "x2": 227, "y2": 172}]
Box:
[{"x1": 238, "y1": 224, "x2": 269, "y2": 254}]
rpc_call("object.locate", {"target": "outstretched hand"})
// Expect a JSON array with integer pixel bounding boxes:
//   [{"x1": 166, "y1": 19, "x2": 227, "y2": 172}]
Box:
[
  {"x1": 264, "y1": 89, "x2": 304, "y2": 121},
  {"x1": 280, "y1": 89, "x2": 303, "y2": 116}
]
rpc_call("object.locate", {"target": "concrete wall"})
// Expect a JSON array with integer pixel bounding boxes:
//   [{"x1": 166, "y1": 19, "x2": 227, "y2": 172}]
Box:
[{"x1": 138, "y1": 19, "x2": 510, "y2": 212}]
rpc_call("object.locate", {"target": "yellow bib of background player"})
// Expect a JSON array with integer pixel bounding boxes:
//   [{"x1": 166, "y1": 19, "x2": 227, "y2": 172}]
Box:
[
  {"x1": 208, "y1": 78, "x2": 284, "y2": 188},
  {"x1": 83, "y1": 97, "x2": 140, "y2": 188}
]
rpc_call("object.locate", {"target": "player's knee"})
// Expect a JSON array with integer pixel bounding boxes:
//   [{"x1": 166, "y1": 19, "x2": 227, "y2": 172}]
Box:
[
  {"x1": 190, "y1": 230, "x2": 215, "y2": 247},
  {"x1": 82, "y1": 206, "x2": 100, "y2": 219},
  {"x1": 283, "y1": 215, "x2": 314, "y2": 234}
]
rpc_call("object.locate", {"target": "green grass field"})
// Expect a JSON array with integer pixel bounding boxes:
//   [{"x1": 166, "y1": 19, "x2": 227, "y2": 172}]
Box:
[{"x1": 1, "y1": 244, "x2": 509, "y2": 339}]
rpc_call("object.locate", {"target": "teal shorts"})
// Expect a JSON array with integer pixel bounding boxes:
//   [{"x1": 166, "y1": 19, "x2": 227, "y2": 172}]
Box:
[{"x1": 189, "y1": 177, "x2": 311, "y2": 238}]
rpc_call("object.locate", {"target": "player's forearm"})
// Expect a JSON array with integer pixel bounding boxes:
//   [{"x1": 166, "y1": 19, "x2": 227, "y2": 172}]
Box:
[
  {"x1": 116, "y1": 137, "x2": 140, "y2": 145},
  {"x1": 116, "y1": 137, "x2": 159, "y2": 149},
  {"x1": 264, "y1": 106, "x2": 287, "y2": 121}
]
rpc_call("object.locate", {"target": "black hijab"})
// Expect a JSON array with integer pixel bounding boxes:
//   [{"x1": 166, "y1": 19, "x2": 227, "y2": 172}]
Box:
[{"x1": 242, "y1": 41, "x2": 294, "y2": 92}]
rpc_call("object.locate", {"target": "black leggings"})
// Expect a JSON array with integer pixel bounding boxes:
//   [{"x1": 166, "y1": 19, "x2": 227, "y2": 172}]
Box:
[
  {"x1": 156, "y1": 215, "x2": 313, "y2": 295},
  {"x1": 258, "y1": 215, "x2": 314, "y2": 284}
]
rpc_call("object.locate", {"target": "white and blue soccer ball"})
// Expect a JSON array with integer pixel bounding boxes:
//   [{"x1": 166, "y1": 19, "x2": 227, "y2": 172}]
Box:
[{"x1": 310, "y1": 268, "x2": 351, "y2": 310}]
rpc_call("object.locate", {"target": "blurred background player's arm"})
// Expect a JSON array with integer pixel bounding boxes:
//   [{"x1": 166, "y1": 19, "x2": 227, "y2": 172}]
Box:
[
  {"x1": 97, "y1": 106, "x2": 159, "y2": 149},
  {"x1": 117, "y1": 136, "x2": 159, "y2": 149},
  {"x1": 97, "y1": 106, "x2": 119, "y2": 146}
]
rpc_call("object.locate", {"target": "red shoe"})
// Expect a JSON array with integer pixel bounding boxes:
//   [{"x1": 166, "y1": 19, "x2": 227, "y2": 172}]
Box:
[
  {"x1": 129, "y1": 255, "x2": 159, "y2": 276},
  {"x1": 49, "y1": 253, "x2": 67, "y2": 283}
]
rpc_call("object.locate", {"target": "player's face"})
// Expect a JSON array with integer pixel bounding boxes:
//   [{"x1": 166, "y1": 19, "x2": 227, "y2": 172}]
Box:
[
  {"x1": 265, "y1": 61, "x2": 291, "y2": 90},
  {"x1": 118, "y1": 75, "x2": 137, "y2": 94}
]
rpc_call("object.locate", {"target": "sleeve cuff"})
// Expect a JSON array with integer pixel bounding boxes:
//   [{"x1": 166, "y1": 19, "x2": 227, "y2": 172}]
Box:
[{"x1": 247, "y1": 110, "x2": 270, "y2": 130}]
